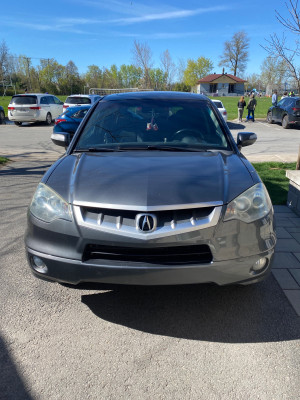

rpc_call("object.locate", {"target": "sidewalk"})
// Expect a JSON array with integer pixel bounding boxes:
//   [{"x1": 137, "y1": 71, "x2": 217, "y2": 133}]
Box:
[{"x1": 273, "y1": 205, "x2": 300, "y2": 316}]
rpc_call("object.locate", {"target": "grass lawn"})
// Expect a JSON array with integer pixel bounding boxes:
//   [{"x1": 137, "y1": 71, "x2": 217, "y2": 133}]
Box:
[
  {"x1": 0, "y1": 156, "x2": 9, "y2": 166},
  {"x1": 253, "y1": 162, "x2": 295, "y2": 205},
  {"x1": 1, "y1": 94, "x2": 271, "y2": 121},
  {"x1": 209, "y1": 96, "x2": 272, "y2": 121}
]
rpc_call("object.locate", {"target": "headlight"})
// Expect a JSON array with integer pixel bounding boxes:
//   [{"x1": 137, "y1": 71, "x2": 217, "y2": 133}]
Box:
[
  {"x1": 224, "y1": 183, "x2": 272, "y2": 223},
  {"x1": 30, "y1": 183, "x2": 72, "y2": 222}
]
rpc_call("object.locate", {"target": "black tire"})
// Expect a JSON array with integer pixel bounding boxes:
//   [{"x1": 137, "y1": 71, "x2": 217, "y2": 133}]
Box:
[
  {"x1": 267, "y1": 111, "x2": 273, "y2": 124},
  {"x1": 282, "y1": 115, "x2": 289, "y2": 129},
  {"x1": 45, "y1": 113, "x2": 52, "y2": 125},
  {"x1": 14, "y1": 121, "x2": 22, "y2": 126},
  {"x1": 0, "y1": 110, "x2": 5, "y2": 124}
]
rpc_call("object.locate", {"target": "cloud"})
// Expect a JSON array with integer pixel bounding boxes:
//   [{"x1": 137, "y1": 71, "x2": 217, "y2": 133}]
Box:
[
  {"x1": 112, "y1": 31, "x2": 207, "y2": 39},
  {"x1": 58, "y1": 5, "x2": 231, "y2": 26},
  {"x1": 1, "y1": 18, "x2": 92, "y2": 34}
]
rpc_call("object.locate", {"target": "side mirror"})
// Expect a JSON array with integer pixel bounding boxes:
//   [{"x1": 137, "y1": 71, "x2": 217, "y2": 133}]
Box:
[
  {"x1": 51, "y1": 132, "x2": 70, "y2": 148},
  {"x1": 237, "y1": 132, "x2": 257, "y2": 149}
]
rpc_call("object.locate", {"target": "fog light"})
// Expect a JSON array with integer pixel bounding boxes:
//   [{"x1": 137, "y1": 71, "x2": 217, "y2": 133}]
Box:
[
  {"x1": 252, "y1": 257, "x2": 268, "y2": 272},
  {"x1": 32, "y1": 256, "x2": 48, "y2": 274}
]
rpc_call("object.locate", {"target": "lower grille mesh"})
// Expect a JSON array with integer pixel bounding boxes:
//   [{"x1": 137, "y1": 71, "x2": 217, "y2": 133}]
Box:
[{"x1": 83, "y1": 244, "x2": 212, "y2": 265}]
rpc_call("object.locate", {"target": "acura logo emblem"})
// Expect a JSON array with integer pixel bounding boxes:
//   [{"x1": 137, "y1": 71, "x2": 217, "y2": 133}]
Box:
[{"x1": 136, "y1": 213, "x2": 157, "y2": 233}]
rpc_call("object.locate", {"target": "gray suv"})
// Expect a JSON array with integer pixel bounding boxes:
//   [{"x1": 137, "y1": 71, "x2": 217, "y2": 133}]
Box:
[{"x1": 25, "y1": 92, "x2": 276, "y2": 286}]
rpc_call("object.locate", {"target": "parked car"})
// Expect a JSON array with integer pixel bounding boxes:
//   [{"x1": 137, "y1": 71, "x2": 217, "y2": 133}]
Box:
[
  {"x1": 212, "y1": 99, "x2": 227, "y2": 122},
  {"x1": 267, "y1": 96, "x2": 300, "y2": 129},
  {"x1": 26, "y1": 92, "x2": 276, "y2": 287},
  {"x1": 0, "y1": 106, "x2": 5, "y2": 124},
  {"x1": 63, "y1": 94, "x2": 101, "y2": 113},
  {"x1": 53, "y1": 106, "x2": 91, "y2": 137},
  {"x1": 8, "y1": 93, "x2": 64, "y2": 126}
]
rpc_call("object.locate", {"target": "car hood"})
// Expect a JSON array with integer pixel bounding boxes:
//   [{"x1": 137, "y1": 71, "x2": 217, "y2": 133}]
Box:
[{"x1": 45, "y1": 151, "x2": 255, "y2": 207}]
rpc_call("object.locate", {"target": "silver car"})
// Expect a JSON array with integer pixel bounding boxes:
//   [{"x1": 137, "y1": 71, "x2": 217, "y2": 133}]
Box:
[
  {"x1": 8, "y1": 93, "x2": 64, "y2": 126},
  {"x1": 63, "y1": 94, "x2": 102, "y2": 113}
]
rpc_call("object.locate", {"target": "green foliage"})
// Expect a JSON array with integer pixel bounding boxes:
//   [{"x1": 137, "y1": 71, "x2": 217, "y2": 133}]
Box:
[
  {"x1": 0, "y1": 156, "x2": 9, "y2": 165},
  {"x1": 183, "y1": 57, "x2": 213, "y2": 87},
  {"x1": 253, "y1": 162, "x2": 296, "y2": 204}
]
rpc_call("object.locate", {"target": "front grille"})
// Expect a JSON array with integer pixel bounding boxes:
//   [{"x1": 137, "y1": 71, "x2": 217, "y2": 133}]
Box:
[
  {"x1": 83, "y1": 244, "x2": 212, "y2": 265},
  {"x1": 81, "y1": 206, "x2": 214, "y2": 229}
]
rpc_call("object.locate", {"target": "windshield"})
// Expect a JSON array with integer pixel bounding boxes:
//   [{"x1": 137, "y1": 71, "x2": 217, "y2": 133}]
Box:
[
  {"x1": 66, "y1": 96, "x2": 91, "y2": 105},
  {"x1": 213, "y1": 101, "x2": 223, "y2": 109},
  {"x1": 75, "y1": 98, "x2": 230, "y2": 151}
]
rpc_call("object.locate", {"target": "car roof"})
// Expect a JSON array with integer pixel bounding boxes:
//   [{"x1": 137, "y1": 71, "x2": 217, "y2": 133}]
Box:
[
  {"x1": 101, "y1": 91, "x2": 208, "y2": 101},
  {"x1": 13, "y1": 93, "x2": 54, "y2": 97},
  {"x1": 66, "y1": 94, "x2": 101, "y2": 98}
]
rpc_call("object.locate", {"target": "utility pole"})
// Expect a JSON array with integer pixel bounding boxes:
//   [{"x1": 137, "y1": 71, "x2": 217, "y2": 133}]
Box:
[{"x1": 26, "y1": 57, "x2": 32, "y2": 91}]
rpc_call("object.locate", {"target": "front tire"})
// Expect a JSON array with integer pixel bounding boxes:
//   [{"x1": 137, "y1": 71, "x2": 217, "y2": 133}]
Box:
[
  {"x1": 45, "y1": 113, "x2": 52, "y2": 125},
  {"x1": 267, "y1": 111, "x2": 273, "y2": 124},
  {"x1": 0, "y1": 110, "x2": 5, "y2": 124},
  {"x1": 282, "y1": 115, "x2": 289, "y2": 129},
  {"x1": 14, "y1": 121, "x2": 22, "y2": 126}
]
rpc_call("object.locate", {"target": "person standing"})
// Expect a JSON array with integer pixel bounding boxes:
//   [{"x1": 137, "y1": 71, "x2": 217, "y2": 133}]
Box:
[
  {"x1": 246, "y1": 94, "x2": 257, "y2": 122},
  {"x1": 237, "y1": 96, "x2": 246, "y2": 122},
  {"x1": 281, "y1": 91, "x2": 288, "y2": 99},
  {"x1": 272, "y1": 90, "x2": 278, "y2": 106}
]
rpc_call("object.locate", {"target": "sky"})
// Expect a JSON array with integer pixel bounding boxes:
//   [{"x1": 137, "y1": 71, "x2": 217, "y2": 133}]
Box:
[{"x1": 0, "y1": 0, "x2": 294, "y2": 79}]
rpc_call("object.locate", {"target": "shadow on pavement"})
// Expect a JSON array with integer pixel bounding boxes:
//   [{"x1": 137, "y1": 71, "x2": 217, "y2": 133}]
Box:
[
  {"x1": 81, "y1": 276, "x2": 300, "y2": 344},
  {"x1": 0, "y1": 335, "x2": 33, "y2": 400},
  {"x1": 0, "y1": 161, "x2": 51, "y2": 176},
  {"x1": 227, "y1": 121, "x2": 246, "y2": 130}
]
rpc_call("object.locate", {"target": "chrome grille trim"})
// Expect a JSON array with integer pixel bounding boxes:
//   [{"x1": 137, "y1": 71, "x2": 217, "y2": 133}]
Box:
[
  {"x1": 72, "y1": 200, "x2": 223, "y2": 212},
  {"x1": 73, "y1": 205, "x2": 222, "y2": 240}
]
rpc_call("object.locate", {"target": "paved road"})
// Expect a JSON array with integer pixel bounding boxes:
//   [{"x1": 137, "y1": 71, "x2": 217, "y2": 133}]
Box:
[
  {"x1": 0, "y1": 122, "x2": 300, "y2": 400},
  {"x1": 228, "y1": 119, "x2": 300, "y2": 162}
]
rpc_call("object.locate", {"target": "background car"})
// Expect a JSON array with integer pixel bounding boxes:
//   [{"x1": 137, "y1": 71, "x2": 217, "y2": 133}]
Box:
[
  {"x1": 8, "y1": 93, "x2": 63, "y2": 126},
  {"x1": 212, "y1": 99, "x2": 227, "y2": 122},
  {"x1": 0, "y1": 106, "x2": 5, "y2": 124},
  {"x1": 63, "y1": 94, "x2": 101, "y2": 113},
  {"x1": 267, "y1": 96, "x2": 300, "y2": 129},
  {"x1": 26, "y1": 92, "x2": 276, "y2": 287},
  {"x1": 53, "y1": 105, "x2": 90, "y2": 137}
]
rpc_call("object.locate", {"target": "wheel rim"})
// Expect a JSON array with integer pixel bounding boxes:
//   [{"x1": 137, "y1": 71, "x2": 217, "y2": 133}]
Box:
[
  {"x1": 46, "y1": 114, "x2": 51, "y2": 124},
  {"x1": 267, "y1": 112, "x2": 272, "y2": 122}
]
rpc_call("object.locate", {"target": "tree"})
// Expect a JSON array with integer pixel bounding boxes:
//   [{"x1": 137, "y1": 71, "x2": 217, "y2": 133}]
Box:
[
  {"x1": 218, "y1": 31, "x2": 249, "y2": 76},
  {"x1": 262, "y1": 0, "x2": 300, "y2": 94},
  {"x1": 118, "y1": 64, "x2": 143, "y2": 88},
  {"x1": 85, "y1": 65, "x2": 103, "y2": 89},
  {"x1": 260, "y1": 57, "x2": 288, "y2": 95},
  {"x1": 160, "y1": 50, "x2": 175, "y2": 90},
  {"x1": 132, "y1": 40, "x2": 153, "y2": 88},
  {"x1": 183, "y1": 57, "x2": 213, "y2": 87},
  {"x1": 149, "y1": 68, "x2": 167, "y2": 90}
]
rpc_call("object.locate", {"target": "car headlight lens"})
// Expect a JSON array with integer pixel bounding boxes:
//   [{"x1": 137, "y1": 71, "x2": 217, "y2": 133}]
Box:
[
  {"x1": 30, "y1": 183, "x2": 72, "y2": 222},
  {"x1": 224, "y1": 183, "x2": 272, "y2": 223}
]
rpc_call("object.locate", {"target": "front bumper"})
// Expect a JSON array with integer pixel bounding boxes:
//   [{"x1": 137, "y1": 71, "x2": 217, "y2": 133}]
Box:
[
  {"x1": 26, "y1": 246, "x2": 274, "y2": 286},
  {"x1": 25, "y1": 204, "x2": 276, "y2": 286}
]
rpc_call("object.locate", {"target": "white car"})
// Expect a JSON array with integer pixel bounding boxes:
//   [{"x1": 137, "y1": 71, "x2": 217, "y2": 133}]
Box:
[
  {"x1": 212, "y1": 99, "x2": 227, "y2": 123},
  {"x1": 8, "y1": 93, "x2": 64, "y2": 126},
  {"x1": 63, "y1": 94, "x2": 102, "y2": 113}
]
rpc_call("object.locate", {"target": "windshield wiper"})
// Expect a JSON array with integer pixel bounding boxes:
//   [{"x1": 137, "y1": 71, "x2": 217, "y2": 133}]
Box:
[
  {"x1": 117, "y1": 145, "x2": 208, "y2": 152},
  {"x1": 74, "y1": 147, "x2": 119, "y2": 152},
  {"x1": 74, "y1": 145, "x2": 210, "y2": 153}
]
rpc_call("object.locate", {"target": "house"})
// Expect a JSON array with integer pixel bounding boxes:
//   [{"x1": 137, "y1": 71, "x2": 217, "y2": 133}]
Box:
[{"x1": 195, "y1": 72, "x2": 247, "y2": 96}]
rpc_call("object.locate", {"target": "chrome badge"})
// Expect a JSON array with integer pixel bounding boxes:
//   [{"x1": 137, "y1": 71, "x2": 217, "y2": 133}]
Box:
[{"x1": 136, "y1": 213, "x2": 157, "y2": 233}]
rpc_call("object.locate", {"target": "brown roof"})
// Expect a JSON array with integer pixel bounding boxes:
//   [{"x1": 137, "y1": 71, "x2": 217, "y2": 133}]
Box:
[{"x1": 197, "y1": 73, "x2": 247, "y2": 83}]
